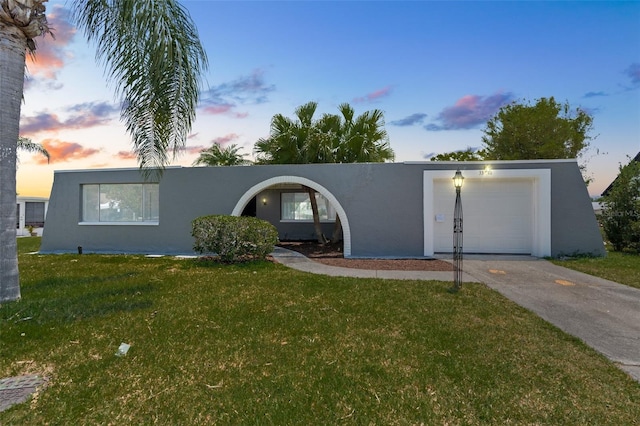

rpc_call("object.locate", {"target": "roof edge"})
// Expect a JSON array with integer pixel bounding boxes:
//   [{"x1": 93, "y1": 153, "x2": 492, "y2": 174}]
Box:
[
  {"x1": 53, "y1": 166, "x2": 183, "y2": 174},
  {"x1": 404, "y1": 159, "x2": 578, "y2": 165}
]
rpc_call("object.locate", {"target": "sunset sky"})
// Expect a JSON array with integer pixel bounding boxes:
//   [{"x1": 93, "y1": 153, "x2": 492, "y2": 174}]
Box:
[{"x1": 17, "y1": 0, "x2": 640, "y2": 198}]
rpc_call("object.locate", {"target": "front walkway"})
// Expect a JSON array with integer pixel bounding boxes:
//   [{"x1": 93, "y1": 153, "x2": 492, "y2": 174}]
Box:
[{"x1": 270, "y1": 247, "x2": 474, "y2": 281}]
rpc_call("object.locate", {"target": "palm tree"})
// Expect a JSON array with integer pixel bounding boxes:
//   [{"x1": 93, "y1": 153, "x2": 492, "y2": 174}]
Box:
[
  {"x1": 254, "y1": 101, "x2": 394, "y2": 244},
  {"x1": 0, "y1": 0, "x2": 207, "y2": 302},
  {"x1": 18, "y1": 136, "x2": 50, "y2": 164},
  {"x1": 337, "y1": 104, "x2": 394, "y2": 163},
  {"x1": 254, "y1": 102, "x2": 319, "y2": 164},
  {"x1": 193, "y1": 143, "x2": 251, "y2": 166},
  {"x1": 255, "y1": 102, "x2": 330, "y2": 243}
]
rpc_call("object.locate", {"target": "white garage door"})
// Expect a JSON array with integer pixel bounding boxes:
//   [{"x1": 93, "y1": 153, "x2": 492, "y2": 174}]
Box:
[{"x1": 432, "y1": 178, "x2": 533, "y2": 254}]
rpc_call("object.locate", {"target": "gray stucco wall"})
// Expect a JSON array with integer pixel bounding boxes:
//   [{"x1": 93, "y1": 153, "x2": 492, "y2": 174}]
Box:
[
  {"x1": 40, "y1": 161, "x2": 605, "y2": 258},
  {"x1": 549, "y1": 161, "x2": 605, "y2": 256}
]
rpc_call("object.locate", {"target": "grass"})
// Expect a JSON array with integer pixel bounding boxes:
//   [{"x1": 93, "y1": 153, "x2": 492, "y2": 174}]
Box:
[
  {"x1": 551, "y1": 251, "x2": 640, "y2": 289},
  {"x1": 1, "y1": 238, "x2": 639, "y2": 424}
]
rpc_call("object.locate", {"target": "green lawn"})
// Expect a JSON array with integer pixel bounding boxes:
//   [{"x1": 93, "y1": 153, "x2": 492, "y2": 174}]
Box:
[
  {"x1": 552, "y1": 251, "x2": 640, "y2": 289},
  {"x1": 1, "y1": 238, "x2": 639, "y2": 424}
]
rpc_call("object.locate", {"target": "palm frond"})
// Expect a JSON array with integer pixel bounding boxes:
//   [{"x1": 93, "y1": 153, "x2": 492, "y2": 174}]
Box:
[
  {"x1": 72, "y1": 0, "x2": 208, "y2": 178},
  {"x1": 17, "y1": 136, "x2": 50, "y2": 163},
  {"x1": 193, "y1": 143, "x2": 251, "y2": 166}
]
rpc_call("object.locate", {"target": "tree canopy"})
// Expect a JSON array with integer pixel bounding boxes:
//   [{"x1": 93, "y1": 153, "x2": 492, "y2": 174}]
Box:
[
  {"x1": 254, "y1": 101, "x2": 394, "y2": 165},
  {"x1": 481, "y1": 97, "x2": 594, "y2": 161},
  {"x1": 430, "y1": 97, "x2": 596, "y2": 182},
  {"x1": 193, "y1": 143, "x2": 251, "y2": 166},
  {"x1": 600, "y1": 156, "x2": 640, "y2": 252},
  {"x1": 430, "y1": 147, "x2": 484, "y2": 162}
]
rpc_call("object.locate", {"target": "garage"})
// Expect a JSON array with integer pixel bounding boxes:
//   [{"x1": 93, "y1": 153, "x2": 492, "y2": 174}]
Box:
[
  {"x1": 423, "y1": 169, "x2": 551, "y2": 257},
  {"x1": 432, "y1": 178, "x2": 533, "y2": 253}
]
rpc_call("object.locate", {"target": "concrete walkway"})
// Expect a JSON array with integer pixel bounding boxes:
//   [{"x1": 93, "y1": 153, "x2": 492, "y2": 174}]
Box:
[{"x1": 271, "y1": 248, "x2": 640, "y2": 383}]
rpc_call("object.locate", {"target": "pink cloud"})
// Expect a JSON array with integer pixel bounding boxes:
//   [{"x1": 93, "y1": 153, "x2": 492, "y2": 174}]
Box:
[
  {"x1": 115, "y1": 151, "x2": 137, "y2": 160},
  {"x1": 182, "y1": 145, "x2": 207, "y2": 155},
  {"x1": 353, "y1": 86, "x2": 392, "y2": 103},
  {"x1": 37, "y1": 139, "x2": 100, "y2": 164},
  {"x1": 426, "y1": 92, "x2": 515, "y2": 131},
  {"x1": 212, "y1": 133, "x2": 240, "y2": 146},
  {"x1": 20, "y1": 102, "x2": 117, "y2": 135},
  {"x1": 202, "y1": 105, "x2": 233, "y2": 115}
]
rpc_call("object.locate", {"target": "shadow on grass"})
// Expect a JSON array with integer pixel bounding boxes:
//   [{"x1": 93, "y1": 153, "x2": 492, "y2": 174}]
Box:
[
  {"x1": 3, "y1": 278, "x2": 154, "y2": 324},
  {"x1": 189, "y1": 258, "x2": 274, "y2": 270},
  {"x1": 28, "y1": 272, "x2": 141, "y2": 291}
]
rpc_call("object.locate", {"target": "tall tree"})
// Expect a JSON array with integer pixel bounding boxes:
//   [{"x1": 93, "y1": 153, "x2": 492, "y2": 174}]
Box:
[
  {"x1": 481, "y1": 97, "x2": 594, "y2": 161},
  {"x1": 0, "y1": 0, "x2": 207, "y2": 302},
  {"x1": 193, "y1": 143, "x2": 251, "y2": 166},
  {"x1": 254, "y1": 101, "x2": 394, "y2": 243},
  {"x1": 430, "y1": 97, "x2": 595, "y2": 183}
]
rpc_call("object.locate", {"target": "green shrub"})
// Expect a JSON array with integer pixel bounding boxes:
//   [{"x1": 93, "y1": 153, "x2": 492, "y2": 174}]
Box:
[
  {"x1": 192, "y1": 215, "x2": 278, "y2": 262},
  {"x1": 601, "y1": 159, "x2": 640, "y2": 252}
]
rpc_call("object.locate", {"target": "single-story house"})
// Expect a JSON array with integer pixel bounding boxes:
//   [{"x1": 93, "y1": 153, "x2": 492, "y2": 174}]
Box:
[
  {"x1": 40, "y1": 160, "x2": 605, "y2": 258},
  {"x1": 17, "y1": 196, "x2": 48, "y2": 237}
]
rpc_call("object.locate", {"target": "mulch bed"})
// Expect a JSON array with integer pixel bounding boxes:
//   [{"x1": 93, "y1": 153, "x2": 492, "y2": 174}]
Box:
[{"x1": 277, "y1": 241, "x2": 453, "y2": 271}]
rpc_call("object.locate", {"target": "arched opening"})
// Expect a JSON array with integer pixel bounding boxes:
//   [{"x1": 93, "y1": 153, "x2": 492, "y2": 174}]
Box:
[{"x1": 231, "y1": 176, "x2": 352, "y2": 257}]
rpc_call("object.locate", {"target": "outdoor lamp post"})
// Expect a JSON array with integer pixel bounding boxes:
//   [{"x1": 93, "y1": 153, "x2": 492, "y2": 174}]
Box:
[{"x1": 452, "y1": 169, "x2": 464, "y2": 291}]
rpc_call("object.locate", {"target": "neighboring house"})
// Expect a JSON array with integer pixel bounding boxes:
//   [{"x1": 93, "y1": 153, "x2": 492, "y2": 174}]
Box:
[
  {"x1": 601, "y1": 151, "x2": 640, "y2": 197},
  {"x1": 592, "y1": 201, "x2": 603, "y2": 216},
  {"x1": 17, "y1": 196, "x2": 48, "y2": 236},
  {"x1": 40, "y1": 160, "x2": 605, "y2": 258}
]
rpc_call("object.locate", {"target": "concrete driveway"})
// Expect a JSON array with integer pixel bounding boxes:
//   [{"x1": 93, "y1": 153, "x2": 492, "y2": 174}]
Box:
[{"x1": 459, "y1": 255, "x2": 640, "y2": 383}]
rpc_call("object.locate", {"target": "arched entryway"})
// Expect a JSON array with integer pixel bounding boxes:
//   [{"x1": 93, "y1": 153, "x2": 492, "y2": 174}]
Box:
[{"x1": 231, "y1": 175, "x2": 352, "y2": 257}]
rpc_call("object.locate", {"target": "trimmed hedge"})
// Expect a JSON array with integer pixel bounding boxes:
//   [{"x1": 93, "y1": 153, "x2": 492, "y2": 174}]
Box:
[{"x1": 192, "y1": 215, "x2": 279, "y2": 262}]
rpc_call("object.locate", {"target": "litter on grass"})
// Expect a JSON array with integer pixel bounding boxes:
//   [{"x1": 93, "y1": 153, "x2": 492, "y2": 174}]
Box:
[{"x1": 115, "y1": 343, "x2": 131, "y2": 357}]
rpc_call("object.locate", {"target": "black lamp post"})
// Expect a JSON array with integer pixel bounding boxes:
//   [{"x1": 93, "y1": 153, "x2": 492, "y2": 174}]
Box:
[{"x1": 452, "y1": 169, "x2": 464, "y2": 291}]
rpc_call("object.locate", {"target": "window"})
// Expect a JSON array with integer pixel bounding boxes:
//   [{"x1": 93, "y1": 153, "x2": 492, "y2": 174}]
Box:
[
  {"x1": 281, "y1": 192, "x2": 336, "y2": 221},
  {"x1": 82, "y1": 184, "x2": 159, "y2": 224},
  {"x1": 25, "y1": 202, "x2": 46, "y2": 227}
]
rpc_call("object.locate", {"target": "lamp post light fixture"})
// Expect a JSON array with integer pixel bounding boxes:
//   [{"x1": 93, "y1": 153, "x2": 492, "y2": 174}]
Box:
[{"x1": 452, "y1": 169, "x2": 464, "y2": 291}]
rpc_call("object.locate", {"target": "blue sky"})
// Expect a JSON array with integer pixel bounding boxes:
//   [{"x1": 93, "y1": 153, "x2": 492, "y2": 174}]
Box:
[{"x1": 17, "y1": 0, "x2": 640, "y2": 197}]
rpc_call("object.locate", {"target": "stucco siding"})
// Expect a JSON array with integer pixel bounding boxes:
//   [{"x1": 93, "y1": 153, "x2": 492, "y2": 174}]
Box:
[
  {"x1": 40, "y1": 161, "x2": 605, "y2": 258},
  {"x1": 548, "y1": 162, "x2": 605, "y2": 256}
]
